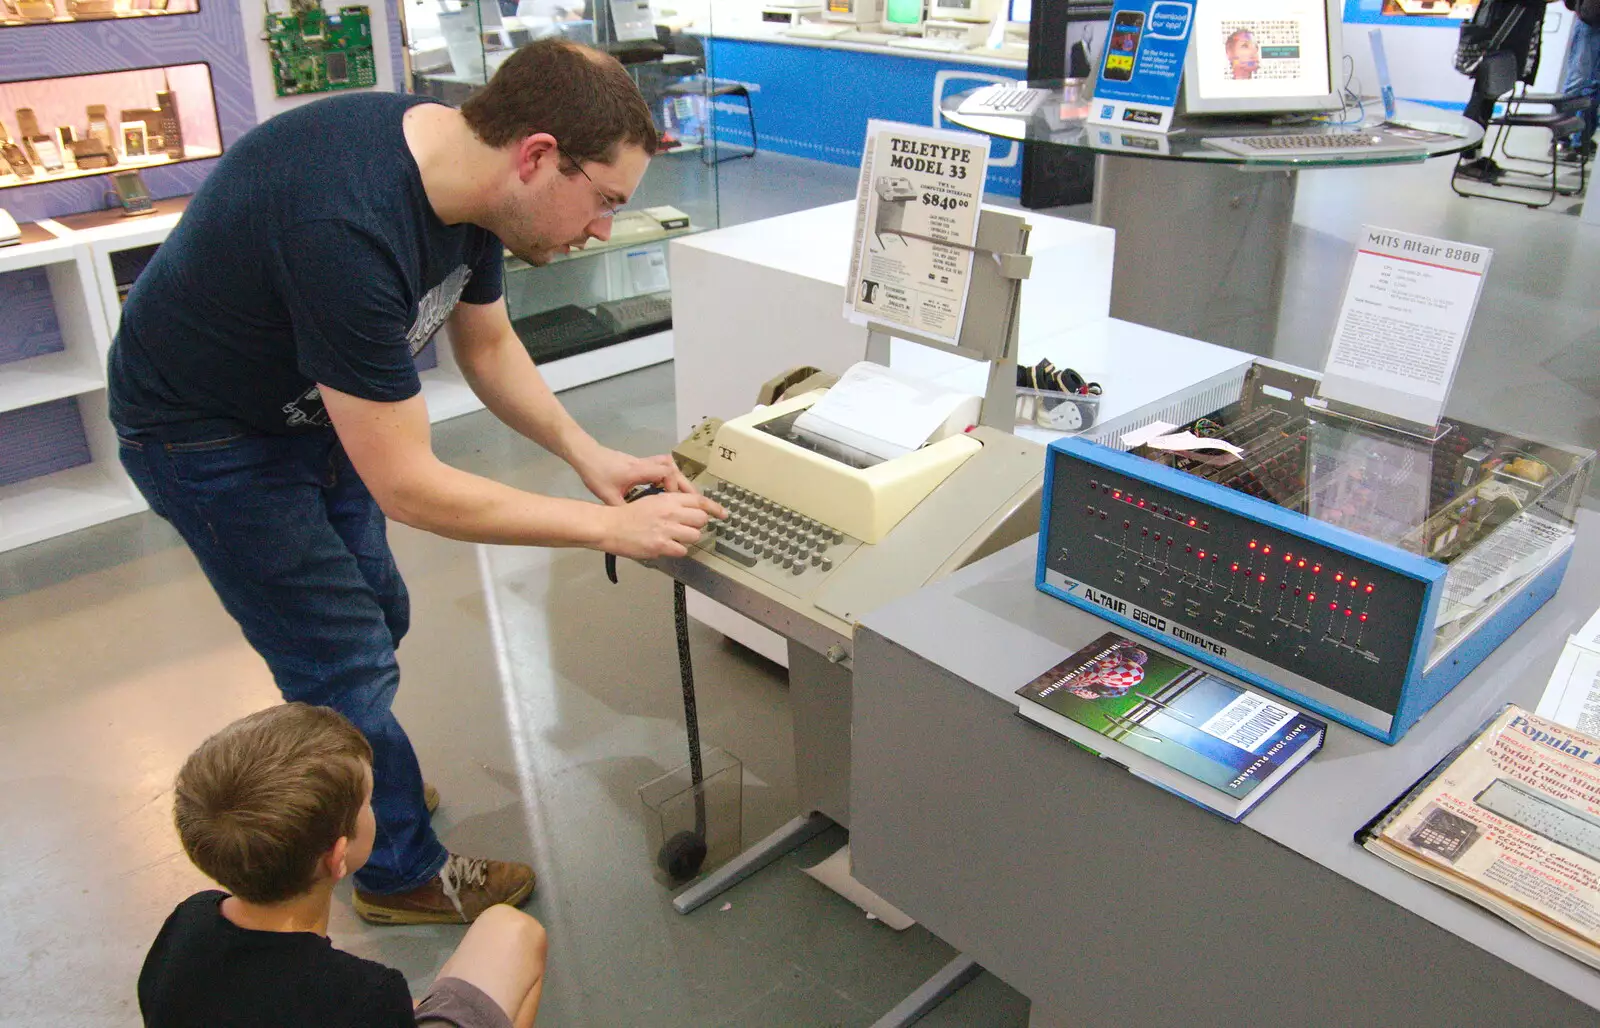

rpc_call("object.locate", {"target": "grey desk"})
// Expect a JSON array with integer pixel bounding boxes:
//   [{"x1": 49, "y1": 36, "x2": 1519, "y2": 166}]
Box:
[{"x1": 851, "y1": 511, "x2": 1600, "y2": 1027}]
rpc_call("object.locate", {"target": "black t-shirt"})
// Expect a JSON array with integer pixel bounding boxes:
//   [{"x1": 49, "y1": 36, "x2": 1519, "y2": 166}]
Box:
[
  {"x1": 109, "y1": 92, "x2": 503, "y2": 436},
  {"x1": 138, "y1": 891, "x2": 415, "y2": 1028}
]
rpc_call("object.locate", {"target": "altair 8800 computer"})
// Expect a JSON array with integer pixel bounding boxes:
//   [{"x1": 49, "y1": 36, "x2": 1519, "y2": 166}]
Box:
[{"x1": 1037, "y1": 362, "x2": 1594, "y2": 743}]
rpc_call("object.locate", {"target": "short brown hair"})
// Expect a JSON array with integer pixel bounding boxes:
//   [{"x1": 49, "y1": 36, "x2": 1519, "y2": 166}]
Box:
[
  {"x1": 461, "y1": 38, "x2": 659, "y2": 164},
  {"x1": 174, "y1": 704, "x2": 372, "y2": 904}
]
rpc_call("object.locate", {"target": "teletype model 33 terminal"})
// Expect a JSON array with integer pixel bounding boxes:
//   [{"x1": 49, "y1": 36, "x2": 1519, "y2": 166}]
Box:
[
  {"x1": 634, "y1": 208, "x2": 1042, "y2": 915},
  {"x1": 654, "y1": 207, "x2": 1043, "y2": 671},
  {"x1": 1038, "y1": 362, "x2": 1594, "y2": 743}
]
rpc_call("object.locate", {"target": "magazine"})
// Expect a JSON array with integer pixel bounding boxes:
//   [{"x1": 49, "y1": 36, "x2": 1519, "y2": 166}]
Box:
[
  {"x1": 1016, "y1": 632, "x2": 1325, "y2": 820},
  {"x1": 1359, "y1": 705, "x2": 1600, "y2": 969}
]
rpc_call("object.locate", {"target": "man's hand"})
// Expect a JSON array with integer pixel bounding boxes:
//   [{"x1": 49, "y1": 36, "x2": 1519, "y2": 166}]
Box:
[
  {"x1": 600, "y1": 492, "x2": 726, "y2": 559},
  {"x1": 574, "y1": 444, "x2": 702, "y2": 506}
]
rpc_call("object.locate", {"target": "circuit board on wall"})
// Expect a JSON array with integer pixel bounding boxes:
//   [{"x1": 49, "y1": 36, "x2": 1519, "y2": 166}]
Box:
[{"x1": 265, "y1": 3, "x2": 378, "y2": 97}]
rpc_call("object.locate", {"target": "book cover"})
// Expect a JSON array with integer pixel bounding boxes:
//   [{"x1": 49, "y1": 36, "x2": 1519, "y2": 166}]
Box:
[{"x1": 1018, "y1": 631, "x2": 1324, "y2": 800}]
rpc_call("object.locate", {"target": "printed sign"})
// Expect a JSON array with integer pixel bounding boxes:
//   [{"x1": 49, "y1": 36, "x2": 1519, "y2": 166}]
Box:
[
  {"x1": 1320, "y1": 226, "x2": 1492, "y2": 429},
  {"x1": 845, "y1": 120, "x2": 988, "y2": 345},
  {"x1": 1087, "y1": 0, "x2": 1196, "y2": 134}
]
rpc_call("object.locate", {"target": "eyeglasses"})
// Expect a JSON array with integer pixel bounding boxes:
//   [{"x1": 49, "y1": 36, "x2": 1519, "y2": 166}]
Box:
[{"x1": 560, "y1": 150, "x2": 619, "y2": 221}]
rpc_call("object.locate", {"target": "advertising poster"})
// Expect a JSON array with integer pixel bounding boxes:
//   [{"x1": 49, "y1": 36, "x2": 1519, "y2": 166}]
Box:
[
  {"x1": 1087, "y1": 0, "x2": 1195, "y2": 133},
  {"x1": 845, "y1": 119, "x2": 988, "y2": 346}
]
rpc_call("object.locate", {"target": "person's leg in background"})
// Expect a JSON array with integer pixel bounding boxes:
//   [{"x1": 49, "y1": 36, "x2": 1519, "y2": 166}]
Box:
[
  {"x1": 1458, "y1": 5, "x2": 1545, "y2": 181},
  {"x1": 1556, "y1": 18, "x2": 1600, "y2": 160}
]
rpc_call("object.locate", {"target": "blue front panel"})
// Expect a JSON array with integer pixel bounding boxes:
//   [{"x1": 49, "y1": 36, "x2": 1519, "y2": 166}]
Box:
[
  {"x1": 1037, "y1": 437, "x2": 1450, "y2": 742},
  {"x1": 706, "y1": 38, "x2": 1023, "y2": 197}
]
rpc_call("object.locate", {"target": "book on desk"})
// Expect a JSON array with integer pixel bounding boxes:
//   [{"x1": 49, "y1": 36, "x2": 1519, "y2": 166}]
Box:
[{"x1": 1016, "y1": 631, "x2": 1325, "y2": 821}]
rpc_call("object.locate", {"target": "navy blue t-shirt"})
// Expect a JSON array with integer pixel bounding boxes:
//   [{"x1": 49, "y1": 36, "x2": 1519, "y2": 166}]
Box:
[{"x1": 109, "y1": 93, "x2": 503, "y2": 435}]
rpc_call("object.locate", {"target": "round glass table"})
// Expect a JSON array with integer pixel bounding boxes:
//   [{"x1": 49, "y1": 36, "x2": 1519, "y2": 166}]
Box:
[{"x1": 942, "y1": 82, "x2": 1483, "y2": 355}]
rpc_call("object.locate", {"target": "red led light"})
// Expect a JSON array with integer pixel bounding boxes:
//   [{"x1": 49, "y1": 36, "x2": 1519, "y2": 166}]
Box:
[
  {"x1": 1313, "y1": 564, "x2": 1322, "y2": 574},
  {"x1": 1231, "y1": 563, "x2": 1239, "y2": 572},
  {"x1": 1297, "y1": 559, "x2": 1306, "y2": 569},
  {"x1": 1198, "y1": 550, "x2": 1207, "y2": 560},
  {"x1": 1350, "y1": 578, "x2": 1359, "y2": 588},
  {"x1": 1344, "y1": 608, "x2": 1353, "y2": 617},
  {"x1": 1334, "y1": 573, "x2": 1344, "y2": 583},
  {"x1": 1258, "y1": 574, "x2": 1267, "y2": 583},
  {"x1": 1307, "y1": 592, "x2": 1317, "y2": 602},
  {"x1": 1329, "y1": 601, "x2": 1338, "y2": 610},
  {"x1": 1187, "y1": 518, "x2": 1197, "y2": 528},
  {"x1": 1113, "y1": 490, "x2": 1122, "y2": 499},
  {"x1": 1262, "y1": 545, "x2": 1272, "y2": 555},
  {"x1": 1280, "y1": 583, "x2": 1287, "y2": 591},
  {"x1": 1186, "y1": 545, "x2": 1193, "y2": 554},
  {"x1": 1249, "y1": 541, "x2": 1258, "y2": 549},
  {"x1": 1137, "y1": 499, "x2": 1146, "y2": 508},
  {"x1": 1294, "y1": 588, "x2": 1302, "y2": 597},
  {"x1": 1365, "y1": 584, "x2": 1374, "y2": 594},
  {"x1": 1359, "y1": 613, "x2": 1369, "y2": 622},
  {"x1": 1284, "y1": 554, "x2": 1292, "y2": 563}
]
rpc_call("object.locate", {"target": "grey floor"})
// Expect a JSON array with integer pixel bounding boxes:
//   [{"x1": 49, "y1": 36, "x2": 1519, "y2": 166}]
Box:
[{"x1": 1, "y1": 147, "x2": 1596, "y2": 1027}]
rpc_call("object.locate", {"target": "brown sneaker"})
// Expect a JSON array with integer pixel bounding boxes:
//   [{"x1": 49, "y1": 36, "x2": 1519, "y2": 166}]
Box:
[{"x1": 353, "y1": 853, "x2": 535, "y2": 925}]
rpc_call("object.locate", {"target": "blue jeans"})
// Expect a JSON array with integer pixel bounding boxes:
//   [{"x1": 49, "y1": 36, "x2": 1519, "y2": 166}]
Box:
[
  {"x1": 117, "y1": 423, "x2": 448, "y2": 895},
  {"x1": 1562, "y1": 18, "x2": 1600, "y2": 148}
]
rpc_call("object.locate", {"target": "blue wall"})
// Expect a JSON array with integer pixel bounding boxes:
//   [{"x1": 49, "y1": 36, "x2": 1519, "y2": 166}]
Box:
[{"x1": 706, "y1": 38, "x2": 1025, "y2": 198}]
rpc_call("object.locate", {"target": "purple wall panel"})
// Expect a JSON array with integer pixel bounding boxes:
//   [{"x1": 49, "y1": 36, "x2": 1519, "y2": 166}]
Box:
[
  {"x1": 0, "y1": 267, "x2": 64, "y2": 364},
  {"x1": 0, "y1": 397, "x2": 91, "y2": 487}
]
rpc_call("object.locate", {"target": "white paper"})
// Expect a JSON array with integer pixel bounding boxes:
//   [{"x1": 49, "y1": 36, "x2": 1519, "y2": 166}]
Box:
[
  {"x1": 794, "y1": 362, "x2": 979, "y2": 463},
  {"x1": 1139, "y1": 432, "x2": 1244, "y2": 460},
  {"x1": 1436, "y1": 515, "x2": 1575, "y2": 627},
  {"x1": 801, "y1": 844, "x2": 916, "y2": 930},
  {"x1": 1573, "y1": 607, "x2": 1600, "y2": 655},
  {"x1": 1536, "y1": 645, "x2": 1600, "y2": 736},
  {"x1": 1121, "y1": 421, "x2": 1181, "y2": 448},
  {"x1": 845, "y1": 120, "x2": 989, "y2": 346},
  {"x1": 1320, "y1": 226, "x2": 1491, "y2": 428}
]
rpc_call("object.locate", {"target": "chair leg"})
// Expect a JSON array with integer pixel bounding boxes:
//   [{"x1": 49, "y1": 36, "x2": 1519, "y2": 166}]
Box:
[{"x1": 744, "y1": 98, "x2": 757, "y2": 159}]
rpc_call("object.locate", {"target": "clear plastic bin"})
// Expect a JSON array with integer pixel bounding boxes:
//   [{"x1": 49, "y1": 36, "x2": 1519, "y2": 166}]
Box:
[
  {"x1": 638, "y1": 747, "x2": 742, "y2": 887},
  {"x1": 1016, "y1": 386, "x2": 1102, "y2": 433}
]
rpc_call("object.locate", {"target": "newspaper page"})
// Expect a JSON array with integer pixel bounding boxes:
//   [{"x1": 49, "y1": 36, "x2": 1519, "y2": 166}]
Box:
[
  {"x1": 845, "y1": 120, "x2": 988, "y2": 346},
  {"x1": 1366, "y1": 706, "x2": 1600, "y2": 968}
]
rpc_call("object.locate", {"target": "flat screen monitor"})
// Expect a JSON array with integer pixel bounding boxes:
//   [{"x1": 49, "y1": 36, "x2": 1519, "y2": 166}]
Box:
[
  {"x1": 1008, "y1": 0, "x2": 1030, "y2": 23},
  {"x1": 884, "y1": 0, "x2": 924, "y2": 29},
  {"x1": 1180, "y1": 0, "x2": 1343, "y2": 116}
]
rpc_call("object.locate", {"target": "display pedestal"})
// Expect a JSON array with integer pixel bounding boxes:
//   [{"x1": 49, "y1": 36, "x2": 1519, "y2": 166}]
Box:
[{"x1": 1094, "y1": 155, "x2": 1297, "y2": 357}]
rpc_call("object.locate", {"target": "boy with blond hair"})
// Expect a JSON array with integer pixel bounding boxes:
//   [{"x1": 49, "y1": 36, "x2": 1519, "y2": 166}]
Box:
[{"x1": 139, "y1": 703, "x2": 547, "y2": 1028}]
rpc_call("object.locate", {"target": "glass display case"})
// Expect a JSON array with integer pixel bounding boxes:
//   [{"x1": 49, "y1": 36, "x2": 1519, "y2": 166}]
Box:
[
  {"x1": 0, "y1": 0, "x2": 198, "y2": 28},
  {"x1": 398, "y1": 0, "x2": 720, "y2": 364},
  {"x1": 0, "y1": 62, "x2": 222, "y2": 190}
]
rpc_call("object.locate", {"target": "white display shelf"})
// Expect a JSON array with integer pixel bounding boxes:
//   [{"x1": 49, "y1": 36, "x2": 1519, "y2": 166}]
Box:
[
  {"x1": 0, "y1": 462, "x2": 145, "y2": 553},
  {"x1": 0, "y1": 146, "x2": 222, "y2": 194},
  {"x1": 0, "y1": 349, "x2": 107, "y2": 414}
]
